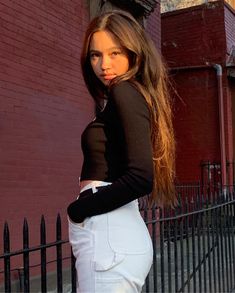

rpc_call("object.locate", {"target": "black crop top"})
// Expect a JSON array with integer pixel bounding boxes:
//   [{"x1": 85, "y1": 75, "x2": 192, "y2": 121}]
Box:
[{"x1": 67, "y1": 81, "x2": 153, "y2": 223}]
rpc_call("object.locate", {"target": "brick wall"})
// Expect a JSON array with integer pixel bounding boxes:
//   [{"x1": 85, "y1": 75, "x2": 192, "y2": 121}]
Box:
[
  {"x1": 162, "y1": 1, "x2": 233, "y2": 182},
  {"x1": 162, "y1": 1, "x2": 226, "y2": 67},
  {"x1": 0, "y1": 0, "x2": 93, "y2": 265},
  {"x1": 171, "y1": 69, "x2": 221, "y2": 182}
]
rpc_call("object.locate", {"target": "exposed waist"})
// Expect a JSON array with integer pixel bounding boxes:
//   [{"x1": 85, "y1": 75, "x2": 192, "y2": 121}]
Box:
[{"x1": 79, "y1": 180, "x2": 112, "y2": 194}]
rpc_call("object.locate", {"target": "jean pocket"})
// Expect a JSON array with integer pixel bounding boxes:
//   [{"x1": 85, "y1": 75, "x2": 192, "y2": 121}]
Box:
[{"x1": 68, "y1": 218, "x2": 94, "y2": 259}]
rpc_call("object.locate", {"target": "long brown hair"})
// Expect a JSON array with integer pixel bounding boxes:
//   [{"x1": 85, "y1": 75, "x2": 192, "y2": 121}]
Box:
[{"x1": 81, "y1": 10, "x2": 177, "y2": 207}]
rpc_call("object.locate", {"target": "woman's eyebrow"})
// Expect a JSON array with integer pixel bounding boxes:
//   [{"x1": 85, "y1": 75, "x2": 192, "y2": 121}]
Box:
[
  {"x1": 89, "y1": 46, "x2": 122, "y2": 53},
  {"x1": 89, "y1": 49, "x2": 100, "y2": 53}
]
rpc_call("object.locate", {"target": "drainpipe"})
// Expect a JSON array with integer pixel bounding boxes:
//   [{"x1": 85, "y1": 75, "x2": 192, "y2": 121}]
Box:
[
  {"x1": 213, "y1": 64, "x2": 227, "y2": 192},
  {"x1": 169, "y1": 64, "x2": 227, "y2": 190}
]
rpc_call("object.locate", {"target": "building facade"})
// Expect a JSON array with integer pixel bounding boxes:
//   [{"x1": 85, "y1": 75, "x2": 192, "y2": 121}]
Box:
[{"x1": 162, "y1": 0, "x2": 235, "y2": 187}]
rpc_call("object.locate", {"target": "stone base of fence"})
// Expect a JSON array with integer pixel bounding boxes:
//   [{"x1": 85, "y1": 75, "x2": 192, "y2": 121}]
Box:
[{"x1": 0, "y1": 267, "x2": 73, "y2": 293}]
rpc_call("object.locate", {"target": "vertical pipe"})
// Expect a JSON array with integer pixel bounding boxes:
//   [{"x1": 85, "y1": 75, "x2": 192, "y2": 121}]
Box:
[
  {"x1": 213, "y1": 64, "x2": 227, "y2": 191},
  {"x1": 23, "y1": 219, "x2": 30, "y2": 292}
]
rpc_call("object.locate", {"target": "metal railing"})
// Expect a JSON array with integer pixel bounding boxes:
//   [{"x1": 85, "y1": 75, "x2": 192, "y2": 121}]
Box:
[
  {"x1": 1, "y1": 184, "x2": 235, "y2": 292},
  {"x1": 1, "y1": 215, "x2": 76, "y2": 293},
  {"x1": 140, "y1": 186, "x2": 235, "y2": 293}
]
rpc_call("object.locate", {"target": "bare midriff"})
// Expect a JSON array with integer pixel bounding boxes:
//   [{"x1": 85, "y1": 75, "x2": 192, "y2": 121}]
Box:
[
  {"x1": 79, "y1": 179, "x2": 112, "y2": 193},
  {"x1": 79, "y1": 180, "x2": 95, "y2": 191}
]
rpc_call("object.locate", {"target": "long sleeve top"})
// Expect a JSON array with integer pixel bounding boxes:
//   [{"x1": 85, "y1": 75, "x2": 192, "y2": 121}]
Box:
[{"x1": 67, "y1": 80, "x2": 153, "y2": 223}]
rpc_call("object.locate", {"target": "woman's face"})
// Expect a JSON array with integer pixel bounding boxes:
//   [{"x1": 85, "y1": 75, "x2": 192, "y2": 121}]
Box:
[{"x1": 89, "y1": 30, "x2": 129, "y2": 86}]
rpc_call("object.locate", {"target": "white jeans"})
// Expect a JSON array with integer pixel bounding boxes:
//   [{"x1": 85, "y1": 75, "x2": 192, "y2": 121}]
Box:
[{"x1": 68, "y1": 182, "x2": 153, "y2": 293}]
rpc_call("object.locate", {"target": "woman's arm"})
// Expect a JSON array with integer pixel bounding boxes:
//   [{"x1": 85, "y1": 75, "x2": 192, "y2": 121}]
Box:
[{"x1": 67, "y1": 81, "x2": 153, "y2": 223}]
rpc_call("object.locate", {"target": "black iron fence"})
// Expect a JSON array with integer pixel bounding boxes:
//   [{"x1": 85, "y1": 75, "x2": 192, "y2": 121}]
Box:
[
  {"x1": 140, "y1": 187, "x2": 235, "y2": 293},
  {"x1": 1, "y1": 185, "x2": 235, "y2": 292},
  {"x1": 1, "y1": 215, "x2": 76, "y2": 293}
]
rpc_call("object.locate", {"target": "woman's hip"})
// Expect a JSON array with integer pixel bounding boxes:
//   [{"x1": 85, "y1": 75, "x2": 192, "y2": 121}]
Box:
[
  {"x1": 68, "y1": 199, "x2": 152, "y2": 255},
  {"x1": 68, "y1": 201, "x2": 153, "y2": 292}
]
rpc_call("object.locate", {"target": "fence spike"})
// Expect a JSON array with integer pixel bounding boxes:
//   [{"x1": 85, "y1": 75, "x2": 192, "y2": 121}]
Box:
[
  {"x1": 23, "y1": 218, "x2": 28, "y2": 236},
  {"x1": 41, "y1": 215, "x2": 45, "y2": 223},
  {"x1": 4, "y1": 222, "x2": 10, "y2": 252},
  {"x1": 40, "y1": 215, "x2": 46, "y2": 244},
  {"x1": 23, "y1": 218, "x2": 29, "y2": 248}
]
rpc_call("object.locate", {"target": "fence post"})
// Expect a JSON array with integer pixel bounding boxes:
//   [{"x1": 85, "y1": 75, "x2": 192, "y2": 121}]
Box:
[
  {"x1": 23, "y1": 218, "x2": 30, "y2": 292},
  {"x1": 4, "y1": 222, "x2": 11, "y2": 293},
  {"x1": 40, "y1": 215, "x2": 47, "y2": 293},
  {"x1": 160, "y1": 208, "x2": 165, "y2": 292},
  {"x1": 152, "y1": 204, "x2": 158, "y2": 293},
  {"x1": 71, "y1": 249, "x2": 76, "y2": 293},
  {"x1": 56, "y1": 214, "x2": 62, "y2": 293}
]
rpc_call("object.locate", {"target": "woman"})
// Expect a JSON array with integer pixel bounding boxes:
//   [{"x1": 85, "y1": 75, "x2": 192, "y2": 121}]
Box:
[{"x1": 67, "y1": 10, "x2": 176, "y2": 293}]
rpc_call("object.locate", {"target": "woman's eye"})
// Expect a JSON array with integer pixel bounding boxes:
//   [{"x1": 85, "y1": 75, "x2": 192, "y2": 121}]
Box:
[
  {"x1": 90, "y1": 53, "x2": 99, "y2": 59},
  {"x1": 111, "y1": 51, "x2": 121, "y2": 57}
]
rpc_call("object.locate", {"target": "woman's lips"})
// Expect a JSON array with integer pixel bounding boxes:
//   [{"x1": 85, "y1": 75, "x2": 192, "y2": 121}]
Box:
[{"x1": 101, "y1": 74, "x2": 116, "y2": 80}]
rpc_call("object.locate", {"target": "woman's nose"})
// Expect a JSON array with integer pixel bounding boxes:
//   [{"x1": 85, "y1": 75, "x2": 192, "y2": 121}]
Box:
[{"x1": 101, "y1": 55, "x2": 111, "y2": 70}]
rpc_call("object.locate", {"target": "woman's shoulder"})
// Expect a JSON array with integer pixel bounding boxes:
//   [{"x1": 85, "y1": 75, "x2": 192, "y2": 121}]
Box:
[
  {"x1": 109, "y1": 80, "x2": 149, "y2": 118},
  {"x1": 110, "y1": 80, "x2": 139, "y2": 95},
  {"x1": 109, "y1": 80, "x2": 145, "y2": 104}
]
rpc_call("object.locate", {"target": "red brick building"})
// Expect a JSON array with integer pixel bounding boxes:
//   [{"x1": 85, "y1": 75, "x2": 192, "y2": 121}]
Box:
[
  {"x1": 0, "y1": 0, "x2": 160, "y2": 287},
  {"x1": 162, "y1": 0, "x2": 235, "y2": 187}
]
